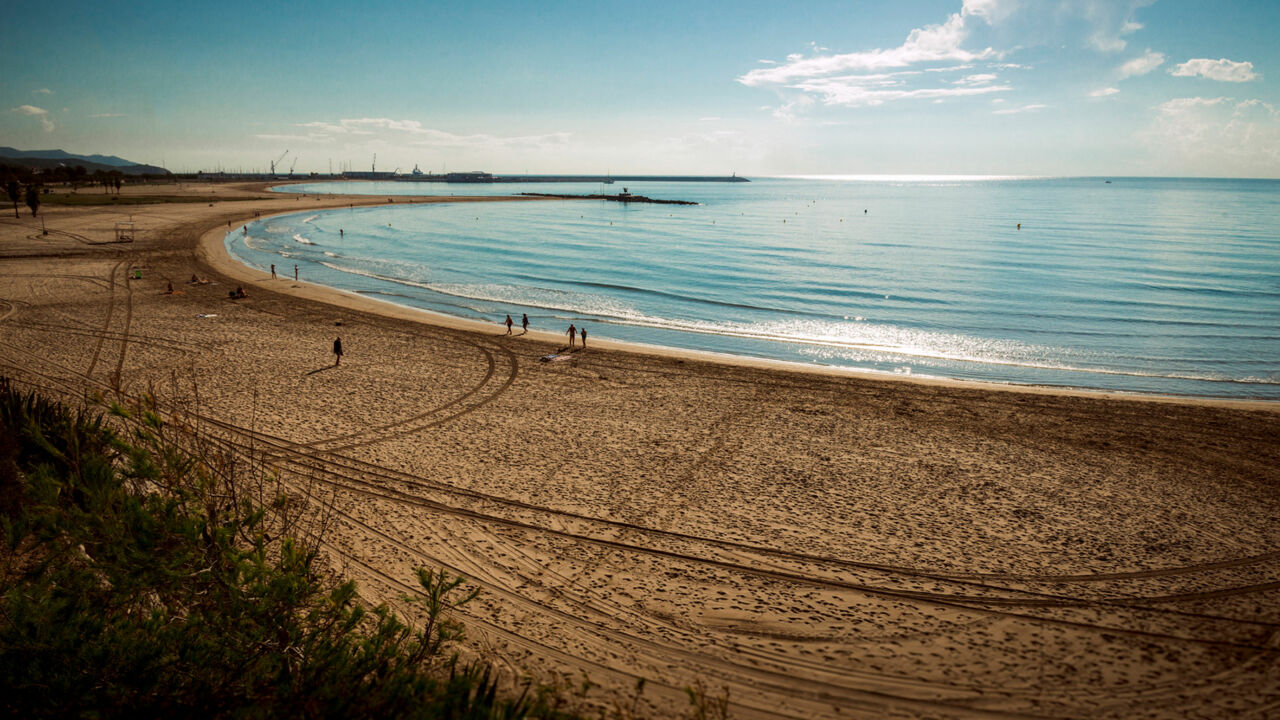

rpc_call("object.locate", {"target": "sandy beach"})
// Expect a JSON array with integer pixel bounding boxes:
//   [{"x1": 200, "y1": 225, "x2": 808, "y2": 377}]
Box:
[{"x1": 2, "y1": 181, "x2": 1278, "y2": 719}]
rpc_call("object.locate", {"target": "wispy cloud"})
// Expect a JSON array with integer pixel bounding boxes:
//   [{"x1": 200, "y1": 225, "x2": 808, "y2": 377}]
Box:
[
  {"x1": 90, "y1": 113, "x2": 127, "y2": 118},
  {"x1": 993, "y1": 103, "x2": 1047, "y2": 115},
  {"x1": 12, "y1": 104, "x2": 54, "y2": 132},
  {"x1": 953, "y1": 73, "x2": 998, "y2": 86},
  {"x1": 1171, "y1": 58, "x2": 1258, "y2": 83},
  {"x1": 1074, "y1": 0, "x2": 1156, "y2": 52},
  {"x1": 740, "y1": 10, "x2": 998, "y2": 88},
  {"x1": 1118, "y1": 49, "x2": 1165, "y2": 79},
  {"x1": 794, "y1": 77, "x2": 1010, "y2": 107},
  {"x1": 33, "y1": 88, "x2": 52, "y2": 95},
  {"x1": 738, "y1": 0, "x2": 1154, "y2": 118},
  {"x1": 1089, "y1": 87, "x2": 1121, "y2": 98},
  {"x1": 1143, "y1": 95, "x2": 1279, "y2": 173},
  {"x1": 277, "y1": 117, "x2": 571, "y2": 152}
]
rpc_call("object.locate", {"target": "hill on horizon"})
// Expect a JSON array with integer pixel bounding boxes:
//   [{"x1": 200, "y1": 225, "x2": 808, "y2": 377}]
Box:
[{"x1": 0, "y1": 147, "x2": 169, "y2": 176}]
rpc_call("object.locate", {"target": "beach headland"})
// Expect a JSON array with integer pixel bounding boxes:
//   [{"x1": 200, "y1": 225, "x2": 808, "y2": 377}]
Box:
[{"x1": 2, "y1": 181, "x2": 1278, "y2": 719}]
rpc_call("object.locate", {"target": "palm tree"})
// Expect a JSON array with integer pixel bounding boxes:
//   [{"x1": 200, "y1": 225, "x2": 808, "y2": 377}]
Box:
[
  {"x1": 6, "y1": 180, "x2": 19, "y2": 218},
  {"x1": 25, "y1": 185, "x2": 40, "y2": 217}
]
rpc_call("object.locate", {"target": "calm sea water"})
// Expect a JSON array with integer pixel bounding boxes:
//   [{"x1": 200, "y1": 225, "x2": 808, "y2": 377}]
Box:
[{"x1": 226, "y1": 177, "x2": 1280, "y2": 398}]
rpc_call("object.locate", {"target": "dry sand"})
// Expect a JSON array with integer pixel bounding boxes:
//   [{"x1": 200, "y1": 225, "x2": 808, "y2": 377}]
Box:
[{"x1": 2, "y1": 181, "x2": 1278, "y2": 719}]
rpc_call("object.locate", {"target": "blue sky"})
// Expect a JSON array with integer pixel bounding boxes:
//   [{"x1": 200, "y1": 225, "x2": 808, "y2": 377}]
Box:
[{"x1": 2, "y1": 0, "x2": 1277, "y2": 177}]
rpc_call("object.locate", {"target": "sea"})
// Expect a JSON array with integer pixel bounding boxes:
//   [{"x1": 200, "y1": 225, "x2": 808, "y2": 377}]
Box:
[{"x1": 224, "y1": 176, "x2": 1280, "y2": 399}]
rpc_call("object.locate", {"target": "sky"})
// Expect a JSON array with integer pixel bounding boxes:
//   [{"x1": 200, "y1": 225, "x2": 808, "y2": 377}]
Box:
[{"x1": 2, "y1": 0, "x2": 1278, "y2": 177}]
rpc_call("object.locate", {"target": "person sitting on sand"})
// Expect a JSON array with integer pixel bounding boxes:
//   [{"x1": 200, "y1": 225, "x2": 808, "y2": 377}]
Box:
[
  {"x1": 166, "y1": 280, "x2": 174, "y2": 294},
  {"x1": 190, "y1": 274, "x2": 199, "y2": 283},
  {"x1": 567, "y1": 324, "x2": 576, "y2": 348},
  {"x1": 228, "y1": 286, "x2": 248, "y2": 299}
]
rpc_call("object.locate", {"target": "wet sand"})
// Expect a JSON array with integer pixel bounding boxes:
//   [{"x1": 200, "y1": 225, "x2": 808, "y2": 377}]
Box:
[{"x1": 2, "y1": 181, "x2": 1278, "y2": 719}]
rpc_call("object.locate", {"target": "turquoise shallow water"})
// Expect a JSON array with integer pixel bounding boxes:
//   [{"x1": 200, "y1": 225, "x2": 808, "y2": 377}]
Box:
[{"x1": 227, "y1": 177, "x2": 1280, "y2": 398}]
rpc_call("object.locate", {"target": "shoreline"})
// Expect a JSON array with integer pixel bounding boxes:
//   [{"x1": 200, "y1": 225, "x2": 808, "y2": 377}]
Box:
[{"x1": 201, "y1": 202, "x2": 1279, "y2": 412}]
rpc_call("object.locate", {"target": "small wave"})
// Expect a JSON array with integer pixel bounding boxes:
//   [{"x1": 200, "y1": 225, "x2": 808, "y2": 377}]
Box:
[
  {"x1": 796, "y1": 344, "x2": 1280, "y2": 386},
  {"x1": 323, "y1": 251, "x2": 340, "y2": 258},
  {"x1": 293, "y1": 233, "x2": 314, "y2": 245},
  {"x1": 301, "y1": 214, "x2": 319, "y2": 224}
]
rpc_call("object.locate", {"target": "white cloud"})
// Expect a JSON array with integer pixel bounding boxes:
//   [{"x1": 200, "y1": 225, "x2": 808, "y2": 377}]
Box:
[
  {"x1": 254, "y1": 133, "x2": 330, "y2": 143},
  {"x1": 962, "y1": 0, "x2": 1016, "y2": 23},
  {"x1": 1070, "y1": 0, "x2": 1156, "y2": 52},
  {"x1": 1089, "y1": 87, "x2": 1121, "y2": 98},
  {"x1": 1118, "y1": 49, "x2": 1165, "y2": 79},
  {"x1": 1171, "y1": 58, "x2": 1258, "y2": 83},
  {"x1": 794, "y1": 77, "x2": 1010, "y2": 107},
  {"x1": 33, "y1": 88, "x2": 52, "y2": 95},
  {"x1": 772, "y1": 95, "x2": 816, "y2": 121},
  {"x1": 12, "y1": 104, "x2": 54, "y2": 132},
  {"x1": 993, "y1": 103, "x2": 1047, "y2": 114},
  {"x1": 1157, "y1": 96, "x2": 1228, "y2": 114},
  {"x1": 1143, "y1": 96, "x2": 1280, "y2": 175},
  {"x1": 91, "y1": 113, "x2": 127, "y2": 118},
  {"x1": 283, "y1": 117, "x2": 571, "y2": 152},
  {"x1": 954, "y1": 73, "x2": 998, "y2": 85},
  {"x1": 739, "y1": 11, "x2": 998, "y2": 87}
]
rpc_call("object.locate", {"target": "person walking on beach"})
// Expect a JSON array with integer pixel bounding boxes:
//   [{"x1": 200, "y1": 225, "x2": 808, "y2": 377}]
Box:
[
  {"x1": 521, "y1": 314, "x2": 529, "y2": 333},
  {"x1": 567, "y1": 324, "x2": 577, "y2": 348},
  {"x1": 333, "y1": 337, "x2": 343, "y2": 366},
  {"x1": 270, "y1": 264, "x2": 276, "y2": 279},
  {"x1": 505, "y1": 314, "x2": 513, "y2": 335},
  {"x1": 580, "y1": 326, "x2": 587, "y2": 347},
  {"x1": 294, "y1": 264, "x2": 299, "y2": 282}
]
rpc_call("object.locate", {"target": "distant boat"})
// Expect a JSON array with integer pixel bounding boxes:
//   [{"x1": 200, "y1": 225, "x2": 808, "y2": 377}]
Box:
[{"x1": 1105, "y1": 180, "x2": 1112, "y2": 184}]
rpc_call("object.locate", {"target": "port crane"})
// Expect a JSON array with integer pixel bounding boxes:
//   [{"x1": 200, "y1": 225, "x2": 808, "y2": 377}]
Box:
[
  {"x1": 270, "y1": 149, "x2": 289, "y2": 175},
  {"x1": 289, "y1": 155, "x2": 299, "y2": 177}
]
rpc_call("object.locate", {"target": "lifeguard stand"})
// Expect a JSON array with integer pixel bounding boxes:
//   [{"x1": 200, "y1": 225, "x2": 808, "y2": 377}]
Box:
[{"x1": 113, "y1": 221, "x2": 135, "y2": 243}]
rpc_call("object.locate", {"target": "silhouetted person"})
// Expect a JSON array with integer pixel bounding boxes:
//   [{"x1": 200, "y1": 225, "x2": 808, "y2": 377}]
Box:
[
  {"x1": 271, "y1": 263, "x2": 276, "y2": 279},
  {"x1": 567, "y1": 324, "x2": 576, "y2": 348},
  {"x1": 333, "y1": 337, "x2": 343, "y2": 366},
  {"x1": 580, "y1": 327, "x2": 587, "y2": 347},
  {"x1": 505, "y1": 314, "x2": 513, "y2": 335},
  {"x1": 521, "y1": 313, "x2": 529, "y2": 333},
  {"x1": 294, "y1": 264, "x2": 298, "y2": 281}
]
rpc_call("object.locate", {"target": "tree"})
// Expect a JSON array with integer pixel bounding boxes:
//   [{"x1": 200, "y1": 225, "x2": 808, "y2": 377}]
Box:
[
  {"x1": 113, "y1": 174, "x2": 123, "y2": 194},
  {"x1": 6, "y1": 179, "x2": 19, "y2": 219},
  {"x1": 25, "y1": 185, "x2": 40, "y2": 217},
  {"x1": 70, "y1": 165, "x2": 88, "y2": 192}
]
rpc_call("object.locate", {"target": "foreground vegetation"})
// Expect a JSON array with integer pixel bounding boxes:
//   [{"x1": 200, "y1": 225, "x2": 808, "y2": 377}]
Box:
[{"x1": 0, "y1": 386, "x2": 727, "y2": 718}]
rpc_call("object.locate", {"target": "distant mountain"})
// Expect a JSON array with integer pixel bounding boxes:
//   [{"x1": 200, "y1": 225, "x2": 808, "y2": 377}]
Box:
[
  {"x1": 0, "y1": 147, "x2": 140, "y2": 167},
  {"x1": 0, "y1": 147, "x2": 169, "y2": 176}
]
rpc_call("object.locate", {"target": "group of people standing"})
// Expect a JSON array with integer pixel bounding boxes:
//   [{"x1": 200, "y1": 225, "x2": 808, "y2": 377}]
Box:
[
  {"x1": 334, "y1": 312, "x2": 589, "y2": 370},
  {"x1": 504, "y1": 314, "x2": 587, "y2": 348}
]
